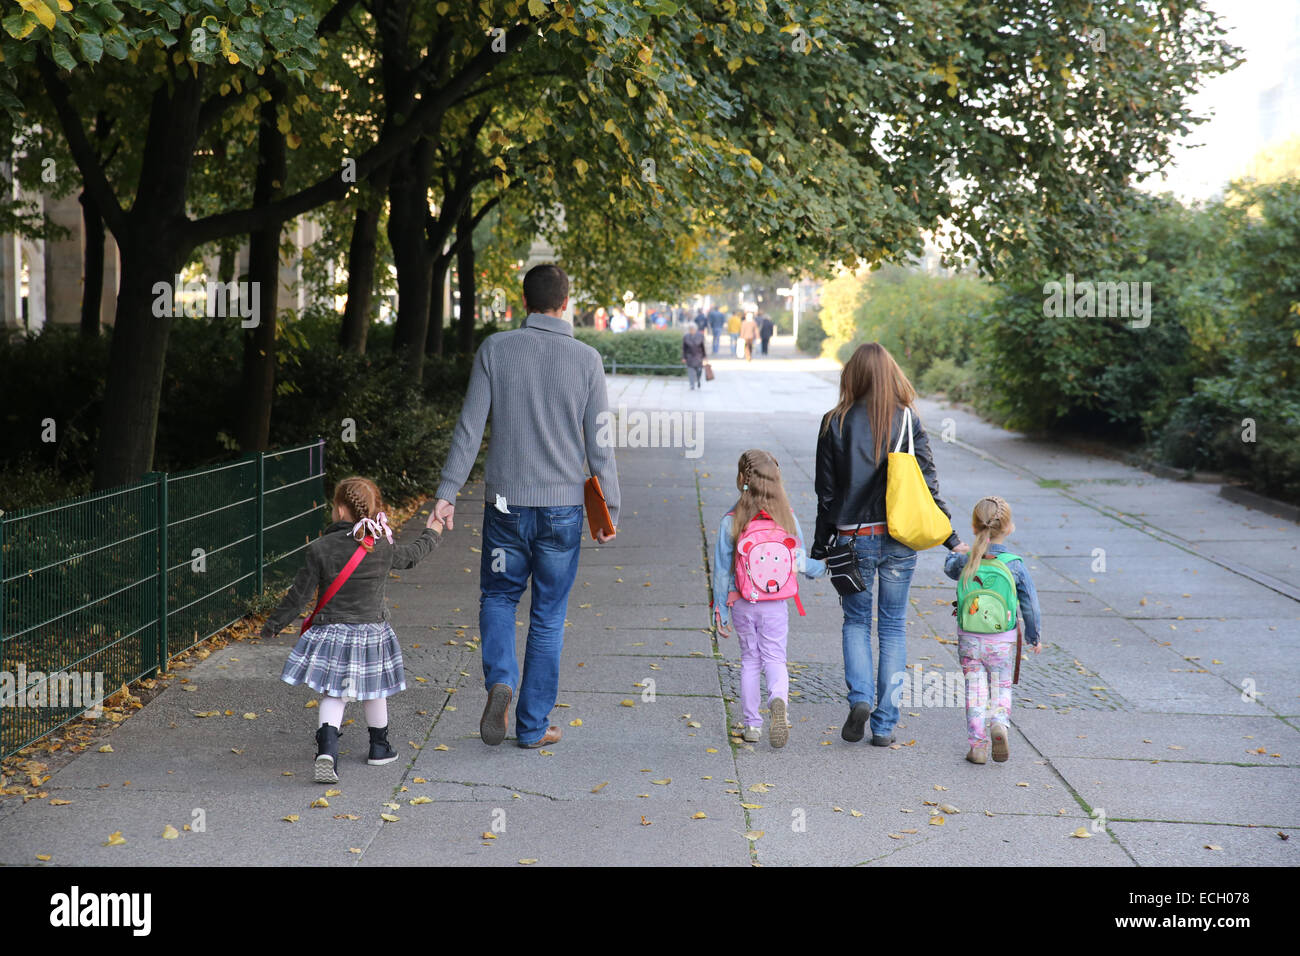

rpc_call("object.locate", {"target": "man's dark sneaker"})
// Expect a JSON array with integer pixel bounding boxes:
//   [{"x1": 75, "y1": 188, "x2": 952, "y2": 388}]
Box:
[
  {"x1": 841, "y1": 702, "x2": 872, "y2": 742},
  {"x1": 314, "y1": 724, "x2": 340, "y2": 784},
  {"x1": 367, "y1": 725, "x2": 398, "y2": 766},
  {"x1": 870, "y1": 732, "x2": 896, "y2": 747},
  {"x1": 480, "y1": 683, "x2": 512, "y2": 746}
]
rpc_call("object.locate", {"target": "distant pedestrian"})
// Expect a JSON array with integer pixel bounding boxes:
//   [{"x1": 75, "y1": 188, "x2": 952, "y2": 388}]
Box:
[
  {"x1": 740, "y1": 312, "x2": 758, "y2": 361},
  {"x1": 264, "y1": 476, "x2": 444, "y2": 783},
  {"x1": 759, "y1": 314, "x2": 774, "y2": 355},
  {"x1": 943, "y1": 496, "x2": 1042, "y2": 765},
  {"x1": 708, "y1": 307, "x2": 724, "y2": 354},
  {"x1": 712, "y1": 450, "x2": 826, "y2": 748},
  {"x1": 695, "y1": 309, "x2": 708, "y2": 331},
  {"x1": 682, "y1": 324, "x2": 707, "y2": 390},
  {"x1": 727, "y1": 312, "x2": 742, "y2": 351}
]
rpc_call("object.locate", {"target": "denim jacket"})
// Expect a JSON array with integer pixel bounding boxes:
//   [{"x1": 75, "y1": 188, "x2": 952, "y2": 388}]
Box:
[
  {"x1": 711, "y1": 506, "x2": 827, "y2": 627},
  {"x1": 262, "y1": 520, "x2": 441, "y2": 636},
  {"x1": 943, "y1": 543, "x2": 1042, "y2": 645}
]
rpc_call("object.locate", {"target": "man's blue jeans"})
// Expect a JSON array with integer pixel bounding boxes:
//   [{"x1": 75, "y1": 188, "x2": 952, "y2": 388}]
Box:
[
  {"x1": 838, "y1": 532, "x2": 917, "y2": 736},
  {"x1": 479, "y1": 503, "x2": 583, "y2": 745}
]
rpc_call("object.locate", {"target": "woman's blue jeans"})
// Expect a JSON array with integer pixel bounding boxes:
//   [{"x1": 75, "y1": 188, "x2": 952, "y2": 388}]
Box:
[{"x1": 838, "y1": 532, "x2": 917, "y2": 737}]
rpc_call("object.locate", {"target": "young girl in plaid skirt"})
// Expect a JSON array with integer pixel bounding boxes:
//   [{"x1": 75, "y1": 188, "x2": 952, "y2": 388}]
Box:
[{"x1": 262, "y1": 477, "x2": 442, "y2": 783}]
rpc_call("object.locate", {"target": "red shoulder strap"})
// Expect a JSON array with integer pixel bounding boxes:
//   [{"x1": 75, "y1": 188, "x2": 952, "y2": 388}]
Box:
[{"x1": 300, "y1": 536, "x2": 373, "y2": 634}]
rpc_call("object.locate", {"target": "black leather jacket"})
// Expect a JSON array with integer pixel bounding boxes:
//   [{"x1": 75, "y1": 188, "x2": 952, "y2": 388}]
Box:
[
  {"x1": 262, "y1": 520, "x2": 441, "y2": 635},
  {"x1": 812, "y1": 403, "x2": 960, "y2": 559}
]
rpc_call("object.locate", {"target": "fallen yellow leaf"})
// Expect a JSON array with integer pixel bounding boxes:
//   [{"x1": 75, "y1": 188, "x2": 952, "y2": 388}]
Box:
[
  {"x1": 1070, "y1": 827, "x2": 1092, "y2": 839},
  {"x1": 433, "y1": 744, "x2": 449, "y2": 751},
  {"x1": 743, "y1": 830, "x2": 764, "y2": 841},
  {"x1": 243, "y1": 712, "x2": 258, "y2": 720},
  {"x1": 324, "y1": 789, "x2": 341, "y2": 797},
  {"x1": 413, "y1": 777, "x2": 428, "y2": 784},
  {"x1": 929, "y1": 816, "x2": 946, "y2": 826},
  {"x1": 409, "y1": 796, "x2": 433, "y2": 805},
  {"x1": 311, "y1": 797, "x2": 329, "y2": 808},
  {"x1": 103, "y1": 830, "x2": 127, "y2": 846},
  {"x1": 620, "y1": 700, "x2": 635, "y2": 707},
  {"x1": 49, "y1": 798, "x2": 71, "y2": 806},
  {"x1": 591, "y1": 782, "x2": 609, "y2": 793},
  {"x1": 651, "y1": 778, "x2": 671, "y2": 785},
  {"x1": 380, "y1": 813, "x2": 400, "y2": 823},
  {"x1": 692, "y1": 812, "x2": 708, "y2": 819},
  {"x1": 98, "y1": 744, "x2": 114, "y2": 753},
  {"x1": 36, "y1": 853, "x2": 51, "y2": 861},
  {"x1": 518, "y1": 858, "x2": 538, "y2": 864},
  {"x1": 283, "y1": 814, "x2": 299, "y2": 822},
  {"x1": 162, "y1": 825, "x2": 179, "y2": 840}
]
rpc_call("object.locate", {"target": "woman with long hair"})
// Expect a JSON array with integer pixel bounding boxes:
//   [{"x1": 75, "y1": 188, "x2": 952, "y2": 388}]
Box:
[{"x1": 812, "y1": 343, "x2": 967, "y2": 746}]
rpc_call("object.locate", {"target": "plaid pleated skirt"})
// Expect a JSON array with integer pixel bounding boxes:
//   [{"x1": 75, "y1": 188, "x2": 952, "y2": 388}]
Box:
[{"x1": 280, "y1": 621, "x2": 406, "y2": 700}]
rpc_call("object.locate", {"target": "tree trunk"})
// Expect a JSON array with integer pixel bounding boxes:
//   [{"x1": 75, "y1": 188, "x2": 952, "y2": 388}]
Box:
[
  {"x1": 425, "y1": 254, "x2": 451, "y2": 357},
  {"x1": 79, "y1": 190, "x2": 104, "y2": 338},
  {"x1": 340, "y1": 203, "x2": 380, "y2": 353},
  {"x1": 92, "y1": 239, "x2": 186, "y2": 488},
  {"x1": 92, "y1": 74, "x2": 206, "y2": 490},
  {"x1": 388, "y1": 140, "x2": 435, "y2": 383},
  {"x1": 238, "y1": 93, "x2": 287, "y2": 453},
  {"x1": 456, "y1": 210, "x2": 476, "y2": 355}
]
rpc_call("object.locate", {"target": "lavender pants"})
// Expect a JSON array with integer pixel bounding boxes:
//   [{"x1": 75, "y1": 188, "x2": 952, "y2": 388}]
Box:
[{"x1": 731, "y1": 598, "x2": 789, "y2": 727}]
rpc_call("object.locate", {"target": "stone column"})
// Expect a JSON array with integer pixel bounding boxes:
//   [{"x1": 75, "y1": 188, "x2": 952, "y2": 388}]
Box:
[{"x1": 43, "y1": 191, "x2": 83, "y2": 327}]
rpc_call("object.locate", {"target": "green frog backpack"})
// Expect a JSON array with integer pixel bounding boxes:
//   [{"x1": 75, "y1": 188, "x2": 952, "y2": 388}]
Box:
[{"x1": 955, "y1": 552, "x2": 1021, "y2": 634}]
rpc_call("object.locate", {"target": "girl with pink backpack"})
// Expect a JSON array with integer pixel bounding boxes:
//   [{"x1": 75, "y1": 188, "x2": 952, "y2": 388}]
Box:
[{"x1": 712, "y1": 450, "x2": 826, "y2": 748}]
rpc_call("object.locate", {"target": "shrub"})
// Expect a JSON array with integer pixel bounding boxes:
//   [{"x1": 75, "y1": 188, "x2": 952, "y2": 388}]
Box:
[
  {"x1": 573, "y1": 329, "x2": 685, "y2": 375},
  {"x1": 795, "y1": 308, "x2": 827, "y2": 356},
  {"x1": 918, "y1": 357, "x2": 978, "y2": 404}
]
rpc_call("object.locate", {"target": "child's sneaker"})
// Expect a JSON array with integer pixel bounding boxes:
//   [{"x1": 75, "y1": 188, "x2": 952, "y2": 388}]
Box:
[
  {"x1": 314, "y1": 724, "x2": 340, "y2": 783},
  {"x1": 768, "y1": 698, "x2": 790, "y2": 749},
  {"x1": 367, "y1": 725, "x2": 398, "y2": 766},
  {"x1": 742, "y1": 726, "x2": 761, "y2": 743},
  {"x1": 966, "y1": 744, "x2": 988, "y2": 764},
  {"x1": 989, "y1": 722, "x2": 1010, "y2": 762}
]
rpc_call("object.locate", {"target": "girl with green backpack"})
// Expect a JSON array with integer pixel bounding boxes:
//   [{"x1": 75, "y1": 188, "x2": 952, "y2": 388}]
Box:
[{"x1": 943, "y1": 496, "x2": 1043, "y2": 765}]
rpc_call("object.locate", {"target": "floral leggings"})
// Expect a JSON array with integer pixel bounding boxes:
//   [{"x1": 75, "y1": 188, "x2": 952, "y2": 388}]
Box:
[{"x1": 958, "y1": 631, "x2": 1016, "y2": 748}]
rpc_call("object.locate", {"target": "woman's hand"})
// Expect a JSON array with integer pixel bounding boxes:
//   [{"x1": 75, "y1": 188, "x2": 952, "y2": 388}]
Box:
[
  {"x1": 714, "y1": 607, "x2": 730, "y2": 638},
  {"x1": 953, "y1": 541, "x2": 970, "y2": 554}
]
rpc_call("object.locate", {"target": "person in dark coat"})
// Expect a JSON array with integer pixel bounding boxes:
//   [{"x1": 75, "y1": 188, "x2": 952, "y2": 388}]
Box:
[
  {"x1": 708, "y1": 307, "x2": 725, "y2": 355},
  {"x1": 694, "y1": 310, "x2": 708, "y2": 331},
  {"x1": 682, "y1": 325, "x2": 707, "y2": 389},
  {"x1": 759, "y1": 314, "x2": 775, "y2": 355}
]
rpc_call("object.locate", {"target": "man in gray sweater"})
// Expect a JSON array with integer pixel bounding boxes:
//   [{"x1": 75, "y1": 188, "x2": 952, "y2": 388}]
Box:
[{"x1": 430, "y1": 264, "x2": 620, "y2": 749}]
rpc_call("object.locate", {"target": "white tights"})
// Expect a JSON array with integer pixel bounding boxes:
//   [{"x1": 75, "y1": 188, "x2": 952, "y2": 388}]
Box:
[{"x1": 318, "y1": 695, "x2": 387, "y2": 730}]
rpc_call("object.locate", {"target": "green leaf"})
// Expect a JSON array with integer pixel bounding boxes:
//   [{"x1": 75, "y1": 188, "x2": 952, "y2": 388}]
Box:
[
  {"x1": 49, "y1": 40, "x2": 77, "y2": 70},
  {"x1": 2, "y1": 12, "x2": 36, "y2": 40},
  {"x1": 77, "y1": 33, "x2": 104, "y2": 64}
]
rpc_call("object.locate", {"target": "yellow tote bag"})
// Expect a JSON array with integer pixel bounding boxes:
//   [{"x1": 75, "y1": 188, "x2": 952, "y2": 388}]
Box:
[{"x1": 885, "y1": 407, "x2": 952, "y2": 550}]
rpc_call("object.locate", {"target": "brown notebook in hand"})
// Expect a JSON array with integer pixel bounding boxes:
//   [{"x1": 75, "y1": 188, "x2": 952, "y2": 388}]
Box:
[{"x1": 584, "y1": 475, "x2": 615, "y2": 540}]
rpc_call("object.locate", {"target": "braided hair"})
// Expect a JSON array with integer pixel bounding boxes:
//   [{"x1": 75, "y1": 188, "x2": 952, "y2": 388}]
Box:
[
  {"x1": 333, "y1": 476, "x2": 383, "y2": 552},
  {"x1": 961, "y1": 495, "x2": 1013, "y2": 584},
  {"x1": 731, "y1": 449, "x2": 798, "y2": 549}
]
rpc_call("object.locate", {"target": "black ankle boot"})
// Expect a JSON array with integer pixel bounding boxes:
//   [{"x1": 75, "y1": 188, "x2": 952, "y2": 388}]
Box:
[
  {"x1": 367, "y1": 725, "x2": 398, "y2": 766},
  {"x1": 314, "y1": 724, "x2": 340, "y2": 783}
]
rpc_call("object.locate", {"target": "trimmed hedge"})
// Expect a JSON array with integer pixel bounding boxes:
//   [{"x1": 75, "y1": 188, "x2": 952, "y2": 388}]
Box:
[{"x1": 574, "y1": 329, "x2": 686, "y2": 375}]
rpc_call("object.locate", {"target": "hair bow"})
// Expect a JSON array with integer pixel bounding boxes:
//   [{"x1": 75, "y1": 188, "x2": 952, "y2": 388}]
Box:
[{"x1": 352, "y1": 511, "x2": 394, "y2": 545}]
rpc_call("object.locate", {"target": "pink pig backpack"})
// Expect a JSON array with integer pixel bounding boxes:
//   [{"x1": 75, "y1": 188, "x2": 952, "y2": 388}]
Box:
[{"x1": 727, "y1": 510, "x2": 806, "y2": 616}]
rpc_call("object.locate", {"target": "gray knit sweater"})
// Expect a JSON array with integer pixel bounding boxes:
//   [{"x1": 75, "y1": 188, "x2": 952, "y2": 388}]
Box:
[{"x1": 435, "y1": 312, "x2": 621, "y2": 525}]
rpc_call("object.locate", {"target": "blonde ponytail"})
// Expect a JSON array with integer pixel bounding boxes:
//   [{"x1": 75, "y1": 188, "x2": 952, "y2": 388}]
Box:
[{"x1": 961, "y1": 496, "x2": 1012, "y2": 583}]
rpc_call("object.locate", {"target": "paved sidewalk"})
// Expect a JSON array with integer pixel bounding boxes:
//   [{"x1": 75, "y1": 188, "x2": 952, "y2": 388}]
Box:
[{"x1": 2, "y1": 335, "x2": 1296, "y2": 865}]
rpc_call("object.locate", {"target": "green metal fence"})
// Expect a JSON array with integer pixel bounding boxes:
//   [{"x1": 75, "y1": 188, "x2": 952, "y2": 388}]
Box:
[{"x1": 0, "y1": 440, "x2": 327, "y2": 758}]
